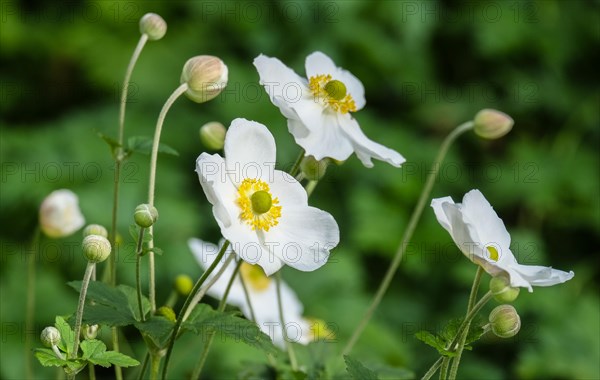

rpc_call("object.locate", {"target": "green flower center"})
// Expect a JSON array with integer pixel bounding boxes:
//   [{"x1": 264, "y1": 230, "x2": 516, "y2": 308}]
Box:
[
  {"x1": 487, "y1": 246, "x2": 499, "y2": 262},
  {"x1": 250, "y1": 190, "x2": 272, "y2": 214},
  {"x1": 324, "y1": 80, "x2": 347, "y2": 101}
]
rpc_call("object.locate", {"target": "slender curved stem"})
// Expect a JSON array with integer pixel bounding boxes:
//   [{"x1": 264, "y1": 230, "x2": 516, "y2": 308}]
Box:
[
  {"x1": 161, "y1": 241, "x2": 230, "y2": 380},
  {"x1": 448, "y1": 267, "x2": 484, "y2": 379},
  {"x1": 182, "y1": 253, "x2": 236, "y2": 322},
  {"x1": 25, "y1": 227, "x2": 40, "y2": 379},
  {"x1": 305, "y1": 180, "x2": 318, "y2": 197},
  {"x1": 342, "y1": 121, "x2": 474, "y2": 355},
  {"x1": 289, "y1": 149, "x2": 305, "y2": 177},
  {"x1": 135, "y1": 228, "x2": 146, "y2": 322},
  {"x1": 192, "y1": 260, "x2": 243, "y2": 379},
  {"x1": 72, "y1": 262, "x2": 95, "y2": 358},
  {"x1": 137, "y1": 352, "x2": 150, "y2": 380},
  {"x1": 109, "y1": 34, "x2": 148, "y2": 380},
  {"x1": 147, "y1": 83, "x2": 188, "y2": 312},
  {"x1": 439, "y1": 358, "x2": 450, "y2": 380},
  {"x1": 421, "y1": 357, "x2": 443, "y2": 380},
  {"x1": 276, "y1": 271, "x2": 298, "y2": 371}
]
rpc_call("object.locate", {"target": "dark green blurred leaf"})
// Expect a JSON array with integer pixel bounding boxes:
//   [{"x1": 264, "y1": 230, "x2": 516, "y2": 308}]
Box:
[
  {"x1": 81, "y1": 339, "x2": 139, "y2": 368},
  {"x1": 127, "y1": 136, "x2": 179, "y2": 156},
  {"x1": 135, "y1": 316, "x2": 174, "y2": 348},
  {"x1": 344, "y1": 355, "x2": 379, "y2": 380}
]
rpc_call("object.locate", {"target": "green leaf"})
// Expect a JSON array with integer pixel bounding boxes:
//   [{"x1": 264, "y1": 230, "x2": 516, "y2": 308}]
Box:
[
  {"x1": 34, "y1": 348, "x2": 69, "y2": 367},
  {"x1": 344, "y1": 355, "x2": 379, "y2": 380},
  {"x1": 127, "y1": 136, "x2": 179, "y2": 156},
  {"x1": 96, "y1": 131, "x2": 121, "y2": 158},
  {"x1": 55, "y1": 316, "x2": 75, "y2": 357},
  {"x1": 135, "y1": 316, "x2": 174, "y2": 348},
  {"x1": 183, "y1": 304, "x2": 278, "y2": 355},
  {"x1": 81, "y1": 339, "x2": 139, "y2": 368},
  {"x1": 414, "y1": 331, "x2": 455, "y2": 357},
  {"x1": 68, "y1": 281, "x2": 150, "y2": 325},
  {"x1": 142, "y1": 246, "x2": 162, "y2": 256}
]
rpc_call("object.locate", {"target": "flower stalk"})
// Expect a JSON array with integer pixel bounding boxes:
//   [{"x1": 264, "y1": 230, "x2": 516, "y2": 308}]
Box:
[
  {"x1": 72, "y1": 261, "x2": 96, "y2": 358},
  {"x1": 25, "y1": 227, "x2": 40, "y2": 379},
  {"x1": 276, "y1": 271, "x2": 299, "y2": 371},
  {"x1": 343, "y1": 121, "x2": 475, "y2": 355}
]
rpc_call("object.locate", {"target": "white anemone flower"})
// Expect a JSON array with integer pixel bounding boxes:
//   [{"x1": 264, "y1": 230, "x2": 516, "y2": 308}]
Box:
[
  {"x1": 253, "y1": 51, "x2": 405, "y2": 168},
  {"x1": 188, "y1": 238, "x2": 315, "y2": 348},
  {"x1": 431, "y1": 189, "x2": 574, "y2": 292},
  {"x1": 195, "y1": 118, "x2": 339, "y2": 275},
  {"x1": 39, "y1": 189, "x2": 85, "y2": 238}
]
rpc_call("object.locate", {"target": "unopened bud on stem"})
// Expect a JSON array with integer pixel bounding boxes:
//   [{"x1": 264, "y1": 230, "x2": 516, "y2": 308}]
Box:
[
  {"x1": 199, "y1": 121, "x2": 226, "y2": 150},
  {"x1": 489, "y1": 304, "x2": 521, "y2": 338},
  {"x1": 489, "y1": 276, "x2": 520, "y2": 303},
  {"x1": 174, "y1": 274, "x2": 193, "y2": 296},
  {"x1": 300, "y1": 156, "x2": 329, "y2": 181},
  {"x1": 83, "y1": 224, "x2": 108, "y2": 238},
  {"x1": 134, "y1": 204, "x2": 158, "y2": 228},
  {"x1": 139, "y1": 13, "x2": 167, "y2": 41},
  {"x1": 474, "y1": 109, "x2": 514, "y2": 139},
  {"x1": 181, "y1": 56, "x2": 228, "y2": 103},
  {"x1": 82, "y1": 235, "x2": 112, "y2": 263}
]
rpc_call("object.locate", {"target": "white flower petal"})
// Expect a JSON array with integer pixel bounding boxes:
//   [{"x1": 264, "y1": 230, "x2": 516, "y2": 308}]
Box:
[
  {"x1": 338, "y1": 116, "x2": 405, "y2": 167},
  {"x1": 39, "y1": 189, "x2": 85, "y2": 238},
  {"x1": 224, "y1": 119, "x2": 277, "y2": 182},
  {"x1": 254, "y1": 54, "x2": 308, "y2": 101},
  {"x1": 461, "y1": 190, "x2": 511, "y2": 250},
  {"x1": 431, "y1": 196, "x2": 455, "y2": 232},
  {"x1": 336, "y1": 69, "x2": 366, "y2": 110},
  {"x1": 195, "y1": 153, "x2": 239, "y2": 228},
  {"x1": 269, "y1": 170, "x2": 308, "y2": 206},
  {"x1": 264, "y1": 206, "x2": 339, "y2": 272},
  {"x1": 509, "y1": 264, "x2": 575, "y2": 292},
  {"x1": 289, "y1": 113, "x2": 354, "y2": 161},
  {"x1": 305, "y1": 51, "x2": 338, "y2": 78}
]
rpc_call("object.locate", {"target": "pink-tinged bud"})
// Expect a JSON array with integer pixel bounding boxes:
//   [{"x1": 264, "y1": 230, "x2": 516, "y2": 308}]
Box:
[
  {"x1": 474, "y1": 109, "x2": 514, "y2": 139},
  {"x1": 181, "y1": 56, "x2": 228, "y2": 103}
]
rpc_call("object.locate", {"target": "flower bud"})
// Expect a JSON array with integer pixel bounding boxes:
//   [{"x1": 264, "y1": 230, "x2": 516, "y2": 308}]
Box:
[
  {"x1": 181, "y1": 56, "x2": 228, "y2": 103},
  {"x1": 156, "y1": 306, "x2": 176, "y2": 323},
  {"x1": 300, "y1": 156, "x2": 329, "y2": 181},
  {"x1": 489, "y1": 276, "x2": 520, "y2": 303},
  {"x1": 134, "y1": 204, "x2": 158, "y2": 228},
  {"x1": 139, "y1": 13, "x2": 167, "y2": 41},
  {"x1": 174, "y1": 274, "x2": 193, "y2": 296},
  {"x1": 199, "y1": 121, "x2": 226, "y2": 150},
  {"x1": 473, "y1": 109, "x2": 514, "y2": 140},
  {"x1": 40, "y1": 326, "x2": 61, "y2": 347},
  {"x1": 39, "y1": 189, "x2": 85, "y2": 238},
  {"x1": 83, "y1": 224, "x2": 108, "y2": 238},
  {"x1": 489, "y1": 304, "x2": 521, "y2": 338},
  {"x1": 82, "y1": 235, "x2": 112, "y2": 263},
  {"x1": 82, "y1": 324, "x2": 99, "y2": 340}
]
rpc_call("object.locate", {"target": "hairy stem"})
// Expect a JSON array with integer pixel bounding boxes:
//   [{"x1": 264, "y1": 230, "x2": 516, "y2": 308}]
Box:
[
  {"x1": 72, "y1": 262, "x2": 95, "y2": 358},
  {"x1": 277, "y1": 271, "x2": 298, "y2": 371}
]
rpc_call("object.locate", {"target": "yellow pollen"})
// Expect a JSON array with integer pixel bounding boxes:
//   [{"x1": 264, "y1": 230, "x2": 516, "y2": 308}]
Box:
[
  {"x1": 487, "y1": 246, "x2": 499, "y2": 262},
  {"x1": 240, "y1": 262, "x2": 271, "y2": 291},
  {"x1": 307, "y1": 317, "x2": 335, "y2": 341},
  {"x1": 237, "y1": 178, "x2": 281, "y2": 231},
  {"x1": 309, "y1": 74, "x2": 357, "y2": 114}
]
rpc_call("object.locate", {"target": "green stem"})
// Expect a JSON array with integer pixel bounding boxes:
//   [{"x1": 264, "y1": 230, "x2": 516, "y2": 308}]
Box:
[
  {"x1": 89, "y1": 363, "x2": 96, "y2": 380},
  {"x1": 137, "y1": 352, "x2": 150, "y2": 380},
  {"x1": 289, "y1": 149, "x2": 305, "y2": 177},
  {"x1": 276, "y1": 271, "x2": 298, "y2": 371},
  {"x1": 182, "y1": 252, "x2": 236, "y2": 322},
  {"x1": 147, "y1": 83, "x2": 188, "y2": 312},
  {"x1": 439, "y1": 358, "x2": 450, "y2": 380},
  {"x1": 25, "y1": 227, "x2": 40, "y2": 379},
  {"x1": 161, "y1": 241, "x2": 230, "y2": 379},
  {"x1": 72, "y1": 262, "x2": 95, "y2": 358},
  {"x1": 192, "y1": 260, "x2": 243, "y2": 379},
  {"x1": 342, "y1": 121, "x2": 474, "y2": 355},
  {"x1": 149, "y1": 353, "x2": 161, "y2": 380},
  {"x1": 136, "y1": 228, "x2": 146, "y2": 322},
  {"x1": 165, "y1": 290, "x2": 178, "y2": 309},
  {"x1": 448, "y1": 267, "x2": 485, "y2": 380},
  {"x1": 305, "y1": 180, "x2": 318, "y2": 197},
  {"x1": 109, "y1": 34, "x2": 148, "y2": 380},
  {"x1": 421, "y1": 357, "x2": 443, "y2": 380}
]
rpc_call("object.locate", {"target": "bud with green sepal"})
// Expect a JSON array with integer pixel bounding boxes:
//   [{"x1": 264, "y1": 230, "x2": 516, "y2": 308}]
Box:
[
  {"x1": 199, "y1": 121, "x2": 226, "y2": 150},
  {"x1": 489, "y1": 275, "x2": 520, "y2": 303},
  {"x1": 134, "y1": 203, "x2": 159, "y2": 228},
  {"x1": 300, "y1": 156, "x2": 329, "y2": 181},
  {"x1": 488, "y1": 304, "x2": 521, "y2": 338},
  {"x1": 41, "y1": 326, "x2": 65, "y2": 359},
  {"x1": 82, "y1": 324, "x2": 99, "y2": 340},
  {"x1": 82, "y1": 235, "x2": 112, "y2": 263},
  {"x1": 473, "y1": 109, "x2": 514, "y2": 140},
  {"x1": 181, "y1": 56, "x2": 228, "y2": 103},
  {"x1": 83, "y1": 224, "x2": 108, "y2": 238},
  {"x1": 156, "y1": 306, "x2": 177, "y2": 323},
  {"x1": 174, "y1": 274, "x2": 193, "y2": 296},
  {"x1": 139, "y1": 13, "x2": 167, "y2": 41}
]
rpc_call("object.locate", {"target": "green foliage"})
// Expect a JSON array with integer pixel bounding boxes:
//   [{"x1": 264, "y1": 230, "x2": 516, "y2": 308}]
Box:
[
  {"x1": 126, "y1": 136, "x2": 180, "y2": 157},
  {"x1": 80, "y1": 339, "x2": 139, "y2": 368},
  {"x1": 415, "y1": 317, "x2": 486, "y2": 356},
  {"x1": 183, "y1": 304, "x2": 279, "y2": 355},
  {"x1": 344, "y1": 355, "x2": 379, "y2": 380}
]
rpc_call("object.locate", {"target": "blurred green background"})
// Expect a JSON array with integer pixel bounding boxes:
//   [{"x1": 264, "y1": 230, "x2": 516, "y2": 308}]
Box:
[{"x1": 1, "y1": 0, "x2": 598, "y2": 379}]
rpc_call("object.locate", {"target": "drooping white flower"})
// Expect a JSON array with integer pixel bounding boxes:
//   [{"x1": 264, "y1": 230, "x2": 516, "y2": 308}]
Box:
[
  {"x1": 195, "y1": 118, "x2": 339, "y2": 275},
  {"x1": 39, "y1": 189, "x2": 85, "y2": 238},
  {"x1": 253, "y1": 51, "x2": 405, "y2": 168},
  {"x1": 431, "y1": 189, "x2": 574, "y2": 292},
  {"x1": 188, "y1": 238, "x2": 316, "y2": 348}
]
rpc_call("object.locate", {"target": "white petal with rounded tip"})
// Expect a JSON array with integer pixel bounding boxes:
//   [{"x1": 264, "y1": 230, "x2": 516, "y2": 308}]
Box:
[
  {"x1": 196, "y1": 153, "x2": 239, "y2": 228},
  {"x1": 338, "y1": 116, "x2": 405, "y2": 167},
  {"x1": 254, "y1": 54, "x2": 308, "y2": 101},
  {"x1": 510, "y1": 264, "x2": 575, "y2": 291},
  {"x1": 269, "y1": 170, "x2": 308, "y2": 206},
  {"x1": 289, "y1": 113, "x2": 354, "y2": 161},
  {"x1": 224, "y1": 119, "x2": 276, "y2": 183},
  {"x1": 305, "y1": 51, "x2": 338, "y2": 78},
  {"x1": 431, "y1": 196, "x2": 455, "y2": 232},
  {"x1": 461, "y1": 190, "x2": 511, "y2": 250},
  {"x1": 263, "y1": 206, "x2": 339, "y2": 272}
]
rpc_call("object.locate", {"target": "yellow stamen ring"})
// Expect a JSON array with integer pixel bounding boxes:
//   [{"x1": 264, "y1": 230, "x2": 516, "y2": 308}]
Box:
[
  {"x1": 237, "y1": 178, "x2": 281, "y2": 231},
  {"x1": 309, "y1": 74, "x2": 357, "y2": 114}
]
